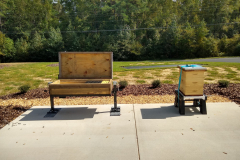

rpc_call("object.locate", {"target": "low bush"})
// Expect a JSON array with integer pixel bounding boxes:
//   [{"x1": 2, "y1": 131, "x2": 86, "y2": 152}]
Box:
[
  {"x1": 119, "y1": 80, "x2": 128, "y2": 88},
  {"x1": 218, "y1": 80, "x2": 229, "y2": 87},
  {"x1": 18, "y1": 84, "x2": 30, "y2": 93},
  {"x1": 152, "y1": 80, "x2": 161, "y2": 88}
]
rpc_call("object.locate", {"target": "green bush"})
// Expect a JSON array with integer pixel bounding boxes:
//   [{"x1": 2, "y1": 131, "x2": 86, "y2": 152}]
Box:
[
  {"x1": 218, "y1": 80, "x2": 229, "y2": 88},
  {"x1": 18, "y1": 84, "x2": 30, "y2": 93},
  {"x1": 119, "y1": 80, "x2": 128, "y2": 88},
  {"x1": 152, "y1": 80, "x2": 161, "y2": 88}
]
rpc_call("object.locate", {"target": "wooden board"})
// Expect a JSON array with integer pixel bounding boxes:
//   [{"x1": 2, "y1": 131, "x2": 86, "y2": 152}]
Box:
[
  {"x1": 49, "y1": 79, "x2": 112, "y2": 96},
  {"x1": 59, "y1": 52, "x2": 113, "y2": 79},
  {"x1": 180, "y1": 70, "x2": 205, "y2": 96}
]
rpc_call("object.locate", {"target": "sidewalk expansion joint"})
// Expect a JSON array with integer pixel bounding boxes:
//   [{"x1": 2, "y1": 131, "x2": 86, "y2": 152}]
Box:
[{"x1": 133, "y1": 104, "x2": 141, "y2": 160}]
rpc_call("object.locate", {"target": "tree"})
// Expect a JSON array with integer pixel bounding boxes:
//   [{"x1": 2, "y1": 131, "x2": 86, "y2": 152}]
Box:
[
  {"x1": 44, "y1": 27, "x2": 64, "y2": 61},
  {"x1": 14, "y1": 37, "x2": 29, "y2": 61},
  {"x1": 0, "y1": 31, "x2": 15, "y2": 62}
]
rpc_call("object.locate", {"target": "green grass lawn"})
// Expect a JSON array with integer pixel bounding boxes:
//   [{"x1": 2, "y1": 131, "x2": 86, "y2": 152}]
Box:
[
  {"x1": 0, "y1": 61, "x2": 239, "y2": 96},
  {"x1": 0, "y1": 63, "x2": 58, "y2": 96}
]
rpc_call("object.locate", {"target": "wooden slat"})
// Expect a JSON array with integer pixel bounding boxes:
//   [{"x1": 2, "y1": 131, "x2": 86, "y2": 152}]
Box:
[
  {"x1": 180, "y1": 70, "x2": 206, "y2": 96},
  {"x1": 50, "y1": 88, "x2": 110, "y2": 95},
  {"x1": 59, "y1": 52, "x2": 113, "y2": 79},
  {"x1": 52, "y1": 80, "x2": 60, "y2": 84},
  {"x1": 58, "y1": 79, "x2": 111, "y2": 84},
  {"x1": 59, "y1": 53, "x2": 75, "y2": 79},
  {"x1": 49, "y1": 79, "x2": 112, "y2": 96},
  {"x1": 49, "y1": 83, "x2": 111, "y2": 89},
  {"x1": 182, "y1": 70, "x2": 205, "y2": 79}
]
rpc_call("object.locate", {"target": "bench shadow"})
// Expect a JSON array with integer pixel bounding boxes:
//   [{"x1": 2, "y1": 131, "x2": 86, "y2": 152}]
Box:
[
  {"x1": 20, "y1": 107, "x2": 108, "y2": 121},
  {"x1": 141, "y1": 105, "x2": 202, "y2": 119}
]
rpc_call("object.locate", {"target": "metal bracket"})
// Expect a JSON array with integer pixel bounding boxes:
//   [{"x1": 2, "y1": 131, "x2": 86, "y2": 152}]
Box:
[{"x1": 110, "y1": 106, "x2": 121, "y2": 116}]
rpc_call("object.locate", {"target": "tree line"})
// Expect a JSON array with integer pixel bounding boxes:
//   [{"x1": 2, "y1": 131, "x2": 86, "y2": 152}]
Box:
[{"x1": 0, "y1": 0, "x2": 240, "y2": 62}]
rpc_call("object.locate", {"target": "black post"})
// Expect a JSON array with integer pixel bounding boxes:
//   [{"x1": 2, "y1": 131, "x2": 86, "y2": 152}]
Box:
[
  {"x1": 114, "y1": 84, "x2": 117, "y2": 109},
  {"x1": 110, "y1": 81, "x2": 120, "y2": 116}
]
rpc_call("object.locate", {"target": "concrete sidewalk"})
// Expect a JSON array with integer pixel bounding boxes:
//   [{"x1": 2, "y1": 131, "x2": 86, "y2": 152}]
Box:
[{"x1": 0, "y1": 102, "x2": 240, "y2": 160}]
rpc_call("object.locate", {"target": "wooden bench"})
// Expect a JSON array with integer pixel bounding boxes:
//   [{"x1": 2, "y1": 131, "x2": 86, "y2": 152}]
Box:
[{"x1": 48, "y1": 52, "x2": 120, "y2": 116}]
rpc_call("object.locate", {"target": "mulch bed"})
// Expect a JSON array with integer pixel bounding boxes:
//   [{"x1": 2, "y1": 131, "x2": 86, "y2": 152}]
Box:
[
  {"x1": 0, "y1": 84, "x2": 240, "y2": 104},
  {"x1": 0, "y1": 83, "x2": 239, "y2": 129}
]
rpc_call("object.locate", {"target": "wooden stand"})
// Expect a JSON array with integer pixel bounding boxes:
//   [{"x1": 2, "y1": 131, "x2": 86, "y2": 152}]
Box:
[{"x1": 174, "y1": 90, "x2": 207, "y2": 115}]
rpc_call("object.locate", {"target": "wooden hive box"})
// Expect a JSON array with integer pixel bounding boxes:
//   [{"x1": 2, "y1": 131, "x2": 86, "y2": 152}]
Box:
[
  {"x1": 178, "y1": 65, "x2": 207, "y2": 96},
  {"x1": 49, "y1": 52, "x2": 113, "y2": 96}
]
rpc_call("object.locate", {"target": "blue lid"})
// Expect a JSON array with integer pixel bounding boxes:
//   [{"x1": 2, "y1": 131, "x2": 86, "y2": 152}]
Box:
[{"x1": 177, "y1": 64, "x2": 207, "y2": 71}]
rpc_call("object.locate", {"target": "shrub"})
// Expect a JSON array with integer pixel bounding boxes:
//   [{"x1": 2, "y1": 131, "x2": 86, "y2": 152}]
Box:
[
  {"x1": 119, "y1": 80, "x2": 128, "y2": 88},
  {"x1": 18, "y1": 84, "x2": 30, "y2": 93},
  {"x1": 152, "y1": 80, "x2": 161, "y2": 88},
  {"x1": 218, "y1": 80, "x2": 229, "y2": 88}
]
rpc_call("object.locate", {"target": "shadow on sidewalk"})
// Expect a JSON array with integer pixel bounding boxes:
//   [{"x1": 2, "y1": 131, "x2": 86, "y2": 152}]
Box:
[
  {"x1": 141, "y1": 105, "x2": 202, "y2": 119},
  {"x1": 20, "y1": 107, "x2": 109, "y2": 121}
]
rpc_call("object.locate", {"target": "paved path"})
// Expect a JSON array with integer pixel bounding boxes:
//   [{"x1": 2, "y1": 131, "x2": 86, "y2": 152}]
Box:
[
  {"x1": 170, "y1": 57, "x2": 240, "y2": 63},
  {"x1": 124, "y1": 57, "x2": 240, "y2": 69},
  {"x1": 0, "y1": 102, "x2": 240, "y2": 160}
]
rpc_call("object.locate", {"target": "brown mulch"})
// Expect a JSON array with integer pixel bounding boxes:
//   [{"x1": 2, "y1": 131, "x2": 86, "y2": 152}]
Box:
[
  {"x1": 0, "y1": 84, "x2": 240, "y2": 103},
  {"x1": 47, "y1": 63, "x2": 59, "y2": 67},
  {"x1": 0, "y1": 84, "x2": 239, "y2": 130},
  {"x1": 0, "y1": 105, "x2": 29, "y2": 129}
]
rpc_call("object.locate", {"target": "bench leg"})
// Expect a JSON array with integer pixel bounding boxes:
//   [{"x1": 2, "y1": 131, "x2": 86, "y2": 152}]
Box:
[
  {"x1": 50, "y1": 96, "x2": 55, "y2": 111},
  {"x1": 200, "y1": 99, "x2": 207, "y2": 114}
]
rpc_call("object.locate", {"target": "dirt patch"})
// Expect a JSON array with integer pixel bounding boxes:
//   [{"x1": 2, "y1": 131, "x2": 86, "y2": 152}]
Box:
[
  {"x1": 0, "y1": 65, "x2": 9, "y2": 70},
  {"x1": 206, "y1": 67, "x2": 212, "y2": 71},
  {"x1": 161, "y1": 69, "x2": 172, "y2": 76},
  {"x1": 136, "y1": 63, "x2": 145, "y2": 65},
  {"x1": 33, "y1": 77, "x2": 52, "y2": 82},
  {"x1": 229, "y1": 67, "x2": 240, "y2": 74},
  {"x1": 216, "y1": 67, "x2": 228, "y2": 74},
  {"x1": 0, "y1": 63, "x2": 34, "y2": 70},
  {"x1": 0, "y1": 64, "x2": 13, "y2": 70},
  {"x1": 116, "y1": 70, "x2": 162, "y2": 84},
  {"x1": 47, "y1": 63, "x2": 59, "y2": 67}
]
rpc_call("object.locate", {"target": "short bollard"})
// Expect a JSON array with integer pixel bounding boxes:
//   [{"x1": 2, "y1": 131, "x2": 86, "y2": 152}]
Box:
[{"x1": 110, "y1": 81, "x2": 120, "y2": 116}]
